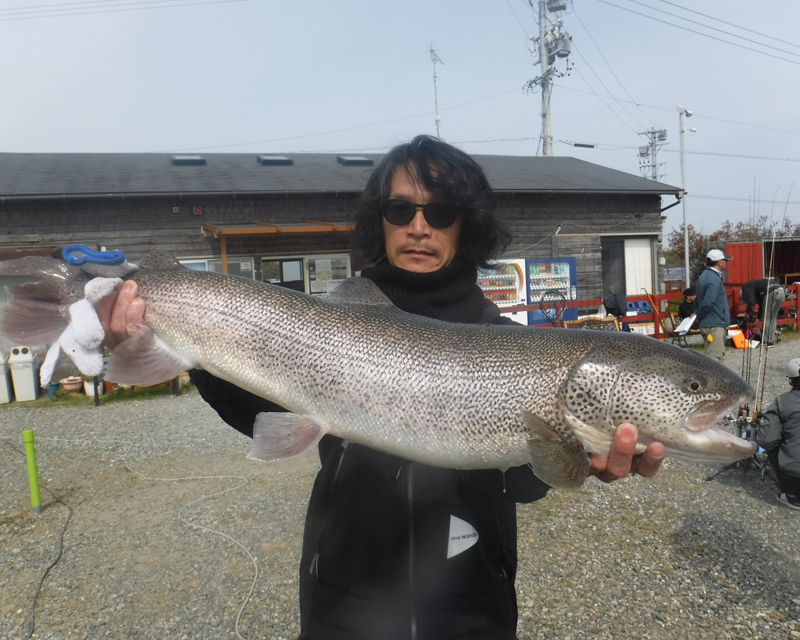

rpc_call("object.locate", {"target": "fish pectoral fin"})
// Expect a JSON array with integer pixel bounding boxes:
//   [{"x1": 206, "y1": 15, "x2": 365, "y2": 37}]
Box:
[
  {"x1": 522, "y1": 410, "x2": 591, "y2": 490},
  {"x1": 105, "y1": 324, "x2": 194, "y2": 386},
  {"x1": 247, "y1": 413, "x2": 327, "y2": 461}
]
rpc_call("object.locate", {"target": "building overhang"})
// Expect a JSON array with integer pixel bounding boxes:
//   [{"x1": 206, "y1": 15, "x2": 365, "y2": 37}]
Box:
[{"x1": 200, "y1": 221, "x2": 354, "y2": 273}]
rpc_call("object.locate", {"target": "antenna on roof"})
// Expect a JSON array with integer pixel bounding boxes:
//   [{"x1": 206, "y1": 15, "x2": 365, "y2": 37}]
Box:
[{"x1": 430, "y1": 45, "x2": 444, "y2": 138}]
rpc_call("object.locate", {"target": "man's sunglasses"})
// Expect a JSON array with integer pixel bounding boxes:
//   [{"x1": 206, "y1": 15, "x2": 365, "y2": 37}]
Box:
[{"x1": 382, "y1": 199, "x2": 461, "y2": 229}]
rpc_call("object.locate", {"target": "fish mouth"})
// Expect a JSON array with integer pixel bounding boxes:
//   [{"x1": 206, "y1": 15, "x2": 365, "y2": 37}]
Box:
[
  {"x1": 679, "y1": 394, "x2": 757, "y2": 461},
  {"x1": 684, "y1": 396, "x2": 747, "y2": 432}
]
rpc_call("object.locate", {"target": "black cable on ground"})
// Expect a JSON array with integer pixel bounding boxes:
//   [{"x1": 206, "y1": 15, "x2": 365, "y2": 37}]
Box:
[{"x1": 1, "y1": 440, "x2": 73, "y2": 640}]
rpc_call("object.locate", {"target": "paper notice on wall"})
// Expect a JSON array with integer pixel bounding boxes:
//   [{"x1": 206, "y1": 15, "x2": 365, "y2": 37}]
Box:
[{"x1": 311, "y1": 279, "x2": 342, "y2": 294}]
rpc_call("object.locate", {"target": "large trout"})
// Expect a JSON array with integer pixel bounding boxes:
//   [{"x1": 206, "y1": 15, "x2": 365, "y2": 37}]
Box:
[{"x1": 0, "y1": 253, "x2": 756, "y2": 488}]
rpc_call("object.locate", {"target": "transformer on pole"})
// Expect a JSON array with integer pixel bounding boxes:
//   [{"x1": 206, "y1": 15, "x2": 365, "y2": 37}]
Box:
[{"x1": 638, "y1": 127, "x2": 668, "y2": 181}]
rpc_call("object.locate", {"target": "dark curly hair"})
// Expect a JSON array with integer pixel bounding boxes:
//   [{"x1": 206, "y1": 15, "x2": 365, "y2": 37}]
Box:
[{"x1": 352, "y1": 135, "x2": 511, "y2": 269}]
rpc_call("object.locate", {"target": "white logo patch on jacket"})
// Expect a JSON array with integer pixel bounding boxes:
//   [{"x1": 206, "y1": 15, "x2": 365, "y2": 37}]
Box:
[{"x1": 447, "y1": 515, "x2": 479, "y2": 559}]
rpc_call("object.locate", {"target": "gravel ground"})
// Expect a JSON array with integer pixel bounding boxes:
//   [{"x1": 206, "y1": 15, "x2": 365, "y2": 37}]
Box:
[{"x1": 1, "y1": 334, "x2": 799, "y2": 640}]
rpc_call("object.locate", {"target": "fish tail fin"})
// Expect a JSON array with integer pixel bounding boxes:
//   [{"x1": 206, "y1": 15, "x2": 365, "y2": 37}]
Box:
[
  {"x1": 0, "y1": 256, "x2": 90, "y2": 345},
  {"x1": 0, "y1": 257, "x2": 124, "y2": 388}
]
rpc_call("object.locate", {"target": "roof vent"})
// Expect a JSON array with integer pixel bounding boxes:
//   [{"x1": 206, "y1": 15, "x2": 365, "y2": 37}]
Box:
[
  {"x1": 171, "y1": 155, "x2": 206, "y2": 166},
  {"x1": 257, "y1": 155, "x2": 293, "y2": 166},
  {"x1": 336, "y1": 155, "x2": 373, "y2": 166}
]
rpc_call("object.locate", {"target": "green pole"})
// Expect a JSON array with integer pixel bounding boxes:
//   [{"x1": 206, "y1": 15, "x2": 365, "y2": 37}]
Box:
[{"x1": 23, "y1": 430, "x2": 43, "y2": 514}]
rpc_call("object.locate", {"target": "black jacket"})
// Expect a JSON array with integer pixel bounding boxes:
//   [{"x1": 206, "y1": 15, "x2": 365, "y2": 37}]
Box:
[
  {"x1": 190, "y1": 260, "x2": 550, "y2": 640},
  {"x1": 757, "y1": 387, "x2": 800, "y2": 477}
]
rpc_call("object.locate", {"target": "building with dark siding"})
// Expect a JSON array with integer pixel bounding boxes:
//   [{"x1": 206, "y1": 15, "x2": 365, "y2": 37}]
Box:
[{"x1": 0, "y1": 151, "x2": 680, "y2": 302}]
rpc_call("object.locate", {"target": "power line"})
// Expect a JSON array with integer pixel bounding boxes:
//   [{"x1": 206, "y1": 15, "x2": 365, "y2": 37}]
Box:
[
  {"x1": 620, "y1": 0, "x2": 800, "y2": 59},
  {"x1": 596, "y1": 0, "x2": 800, "y2": 66},
  {"x1": 504, "y1": 0, "x2": 531, "y2": 37},
  {"x1": 552, "y1": 83, "x2": 800, "y2": 136},
  {"x1": 163, "y1": 87, "x2": 522, "y2": 152},
  {"x1": 692, "y1": 194, "x2": 800, "y2": 206},
  {"x1": 654, "y1": 0, "x2": 800, "y2": 51},
  {"x1": 0, "y1": 0, "x2": 256, "y2": 21},
  {"x1": 663, "y1": 149, "x2": 800, "y2": 162},
  {"x1": 571, "y1": 5, "x2": 656, "y2": 127},
  {"x1": 566, "y1": 60, "x2": 642, "y2": 134},
  {"x1": 559, "y1": 139, "x2": 800, "y2": 162}
]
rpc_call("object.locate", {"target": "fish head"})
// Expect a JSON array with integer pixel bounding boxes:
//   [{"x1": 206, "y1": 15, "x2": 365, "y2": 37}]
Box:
[{"x1": 563, "y1": 334, "x2": 756, "y2": 463}]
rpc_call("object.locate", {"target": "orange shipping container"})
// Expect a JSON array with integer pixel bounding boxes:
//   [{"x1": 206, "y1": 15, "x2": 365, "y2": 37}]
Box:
[{"x1": 726, "y1": 242, "x2": 763, "y2": 285}]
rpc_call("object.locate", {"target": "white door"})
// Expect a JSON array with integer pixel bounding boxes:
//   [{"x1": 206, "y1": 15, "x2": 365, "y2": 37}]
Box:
[{"x1": 624, "y1": 238, "x2": 653, "y2": 295}]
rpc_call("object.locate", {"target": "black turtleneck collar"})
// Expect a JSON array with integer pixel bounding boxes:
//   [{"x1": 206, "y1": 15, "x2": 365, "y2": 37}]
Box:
[{"x1": 360, "y1": 258, "x2": 497, "y2": 324}]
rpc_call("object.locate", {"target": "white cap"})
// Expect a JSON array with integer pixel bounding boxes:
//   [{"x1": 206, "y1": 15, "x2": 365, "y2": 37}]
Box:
[
  {"x1": 787, "y1": 357, "x2": 800, "y2": 379},
  {"x1": 707, "y1": 249, "x2": 733, "y2": 261}
]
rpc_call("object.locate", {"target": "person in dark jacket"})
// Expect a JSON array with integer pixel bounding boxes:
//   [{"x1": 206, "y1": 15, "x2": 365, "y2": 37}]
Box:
[
  {"x1": 101, "y1": 135, "x2": 666, "y2": 639},
  {"x1": 695, "y1": 249, "x2": 732, "y2": 361},
  {"x1": 678, "y1": 287, "x2": 697, "y2": 329},
  {"x1": 756, "y1": 357, "x2": 800, "y2": 510},
  {"x1": 740, "y1": 278, "x2": 788, "y2": 346}
]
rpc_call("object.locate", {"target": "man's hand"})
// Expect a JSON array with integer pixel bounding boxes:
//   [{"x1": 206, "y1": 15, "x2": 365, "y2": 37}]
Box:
[
  {"x1": 95, "y1": 280, "x2": 144, "y2": 349},
  {"x1": 588, "y1": 423, "x2": 665, "y2": 483}
]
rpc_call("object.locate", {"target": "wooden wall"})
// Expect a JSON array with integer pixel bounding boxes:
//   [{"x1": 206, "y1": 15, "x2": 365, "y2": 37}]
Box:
[{"x1": 0, "y1": 190, "x2": 665, "y2": 298}]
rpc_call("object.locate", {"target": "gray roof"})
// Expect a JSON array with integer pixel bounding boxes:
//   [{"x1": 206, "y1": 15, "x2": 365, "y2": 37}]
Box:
[{"x1": 0, "y1": 152, "x2": 680, "y2": 199}]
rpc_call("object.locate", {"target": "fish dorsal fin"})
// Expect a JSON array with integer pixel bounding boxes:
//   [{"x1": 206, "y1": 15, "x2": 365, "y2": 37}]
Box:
[
  {"x1": 324, "y1": 277, "x2": 394, "y2": 307},
  {"x1": 138, "y1": 251, "x2": 184, "y2": 271}
]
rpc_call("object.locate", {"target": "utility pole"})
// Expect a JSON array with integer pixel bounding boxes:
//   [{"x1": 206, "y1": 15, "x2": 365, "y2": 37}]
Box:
[
  {"x1": 678, "y1": 104, "x2": 696, "y2": 288},
  {"x1": 538, "y1": 0, "x2": 553, "y2": 156},
  {"x1": 430, "y1": 46, "x2": 443, "y2": 138},
  {"x1": 526, "y1": 0, "x2": 572, "y2": 157},
  {"x1": 638, "y1": 127, "x2": 667, "y2": 181}
]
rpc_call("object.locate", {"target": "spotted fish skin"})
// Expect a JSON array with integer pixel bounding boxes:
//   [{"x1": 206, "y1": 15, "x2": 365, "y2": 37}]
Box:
[{"x1": 0, "y1": 253, "x2": 757, "y2": 488}]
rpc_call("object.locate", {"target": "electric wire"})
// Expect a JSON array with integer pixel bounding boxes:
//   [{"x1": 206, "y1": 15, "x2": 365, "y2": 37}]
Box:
[
  {"x1": 1, "y1": 433, "x2": 259, "y2": 640},
  {"x1": 120, "y1": 440, "x2": 258, "y2": 640},
  {"x1": 0, "y1": 0, "x2": 197, "y2": 15},
  {"x1": 655, "y1": 0, "x2": 800, "y2": 50},
  {"x1": 571, "y1": 5, "x2": 656, "y2": 128},
  {"x1": 620, "y1": 0, "x2": 800, "y2": 60},
  {"x1": 628, "y1": 0, "x2": 800, "y2": 57},
  {"x1": 161, "y1": 87, "x2": 521, "y2": 153},
  {"x1": 596, "y1": 0, "x2": 800, "y2": 67},
  {"x1": 559, "y1": 139, "x2": 800, "y2": 164},
  {"x1": 504, "y1": 0, "x2": 531, "y2": 38},
  {"x1": 552, "y1": 83, "x2": 800, "y2": 136},
  {"x1": 570, "y1": 65, "x2": 640, "y2": 134},
  {"x1": 1, "y1": 439, "x2": 74, "y2": 640},
  {"x1": 164, "y1": 82, "x2": 798, "y2": 154},
  {"x1": 0, "y1": 0, "x2": 257, "y2": 21}
]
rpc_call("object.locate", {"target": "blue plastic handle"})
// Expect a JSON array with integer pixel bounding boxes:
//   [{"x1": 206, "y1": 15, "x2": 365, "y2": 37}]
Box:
[{"x1": 62, "y1": 244, "x2": 126, "y2": 266}]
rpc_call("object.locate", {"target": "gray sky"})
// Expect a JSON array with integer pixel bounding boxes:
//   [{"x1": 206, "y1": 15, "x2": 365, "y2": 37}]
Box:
[{"x1": 2, "y1": 0, "x2": 799, "y2": 239}]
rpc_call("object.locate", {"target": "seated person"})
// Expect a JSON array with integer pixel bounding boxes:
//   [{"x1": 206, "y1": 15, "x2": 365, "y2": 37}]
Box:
[
  {"x1": 756, "y1": 357, "x2": 800, "y2": 510},
  {"x1": 678, "y1": 287, "x2": 698, "y2": 329}
]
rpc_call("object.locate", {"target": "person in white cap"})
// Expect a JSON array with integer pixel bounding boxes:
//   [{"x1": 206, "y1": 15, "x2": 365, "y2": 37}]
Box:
[
  {"x1": 756, "y1": 357, "x2": 800, "y2": 510},
  {"x1": 694, "y1": 248, "x2": 733, "y2": 360}
]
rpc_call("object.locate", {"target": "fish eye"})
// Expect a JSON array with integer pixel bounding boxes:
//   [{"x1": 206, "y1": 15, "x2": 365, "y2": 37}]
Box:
[{"x1": 683, "y1": 375, "x2": 707, "y2": 394}]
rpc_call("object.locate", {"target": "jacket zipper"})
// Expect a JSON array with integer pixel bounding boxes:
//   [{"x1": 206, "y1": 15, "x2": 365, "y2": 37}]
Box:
[
  {"x1": 408, "y1": 463, "x2": 417, "y2": 640},
  {"x1": 311, "y1": 441, "x2": 350, "y2": 578}
]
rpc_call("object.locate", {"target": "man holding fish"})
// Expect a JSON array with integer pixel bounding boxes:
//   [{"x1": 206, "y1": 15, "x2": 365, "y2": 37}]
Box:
[{"x1": 101, "y1": 136, "x2": 666, "y2": 639}]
